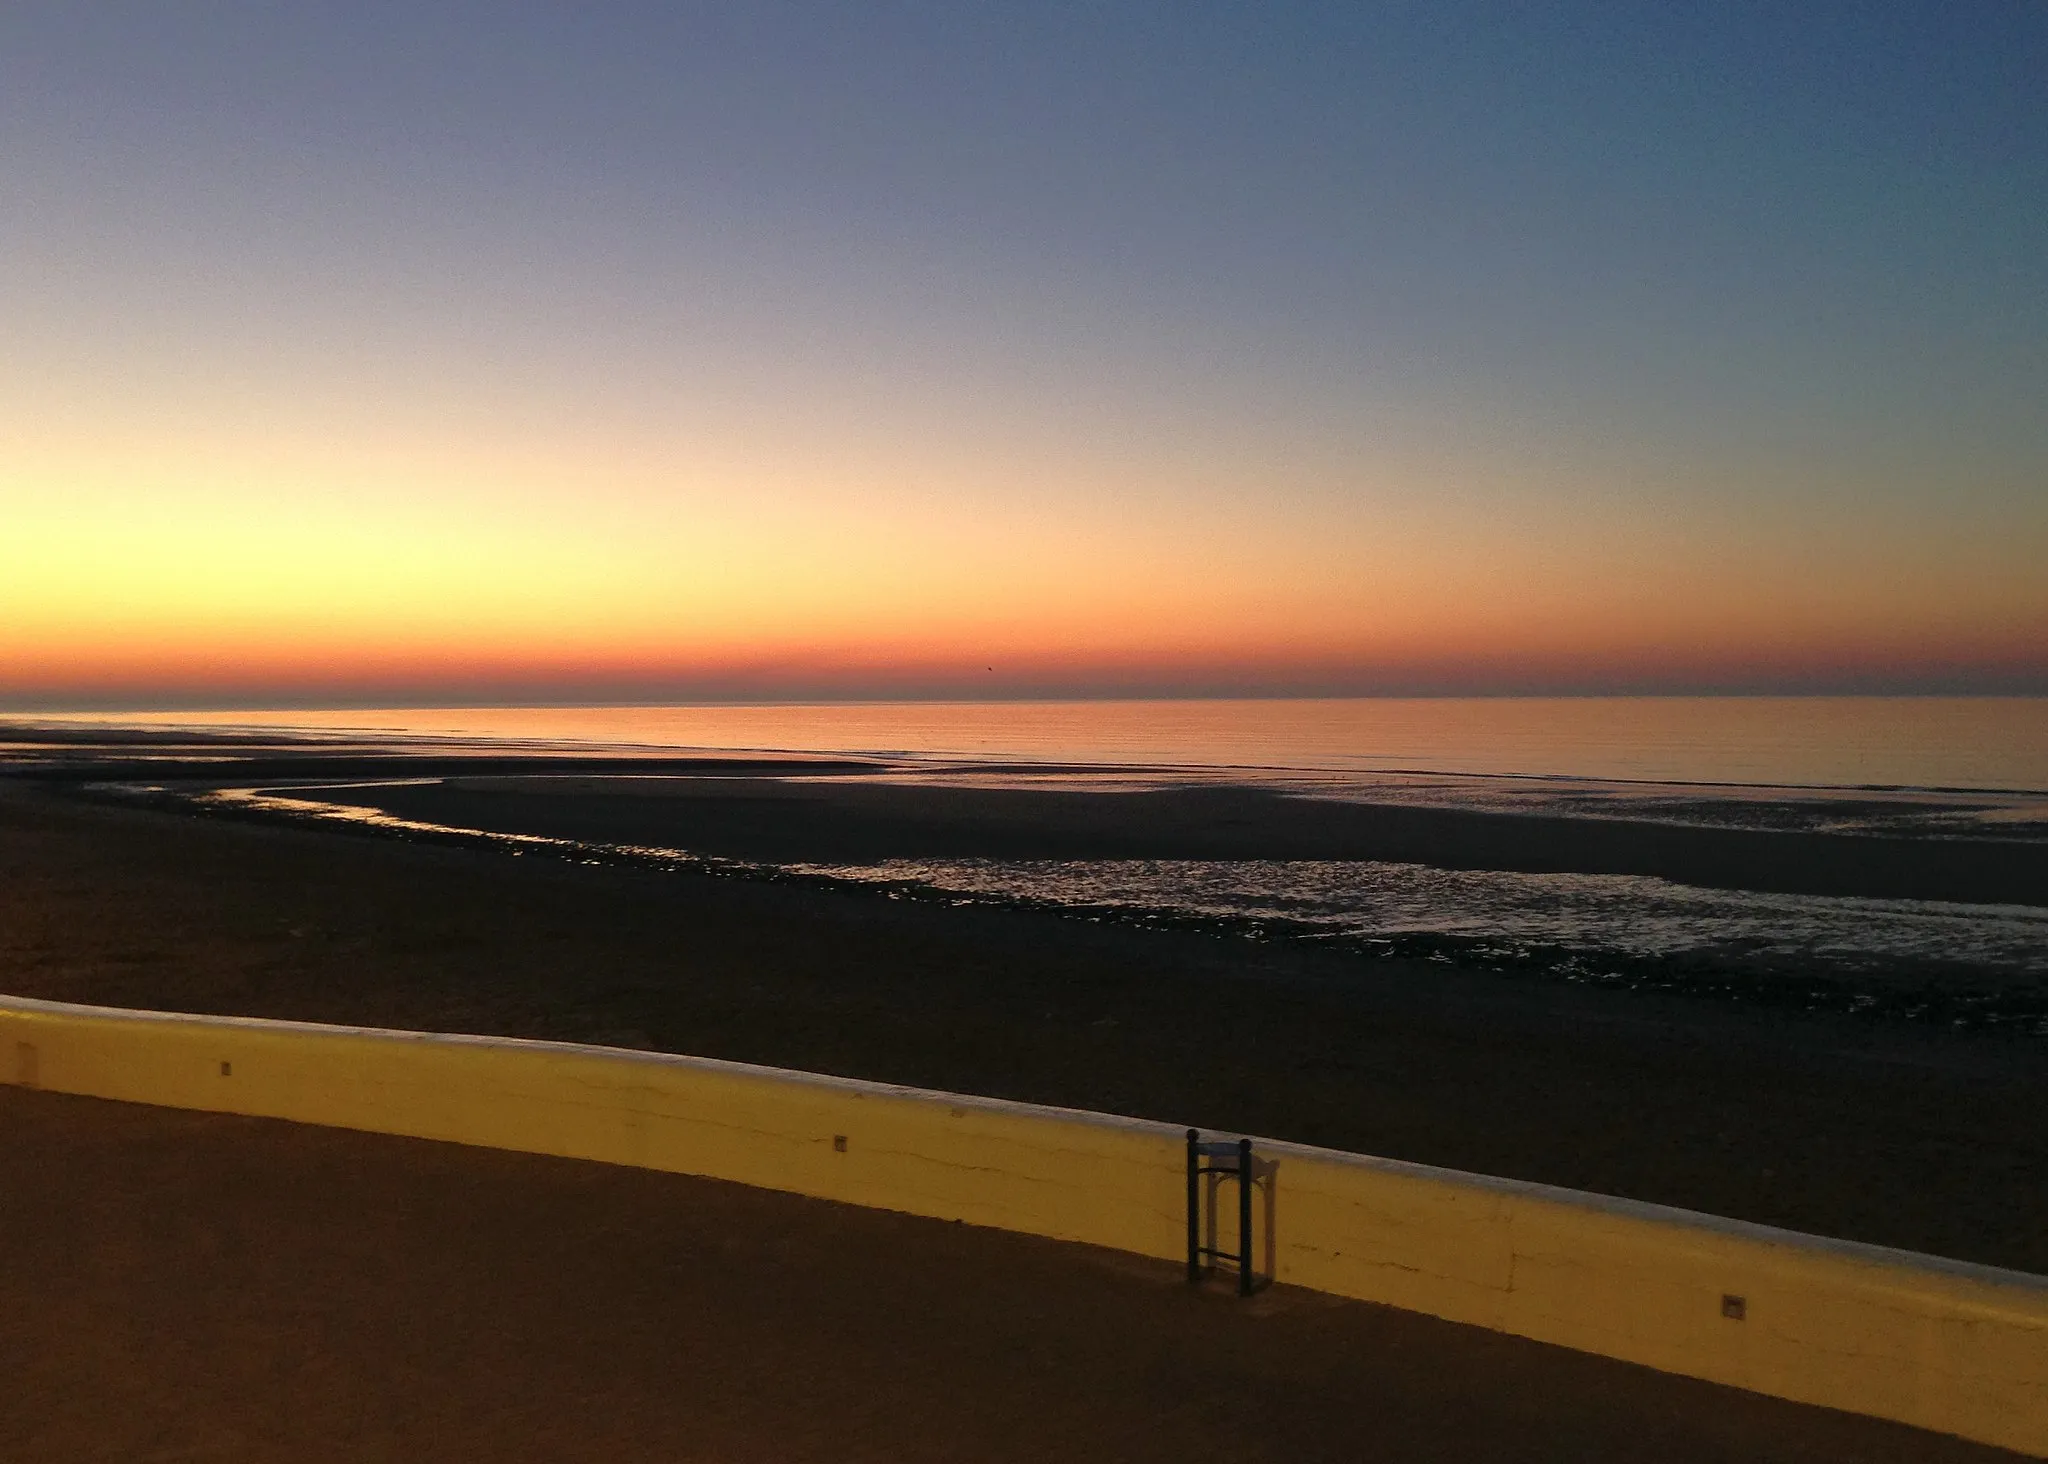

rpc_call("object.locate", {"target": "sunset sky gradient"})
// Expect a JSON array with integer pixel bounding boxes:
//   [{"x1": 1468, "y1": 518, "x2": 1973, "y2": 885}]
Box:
[{"x1": 4, "y1": 3, "x2": 2044, "y2": 707}]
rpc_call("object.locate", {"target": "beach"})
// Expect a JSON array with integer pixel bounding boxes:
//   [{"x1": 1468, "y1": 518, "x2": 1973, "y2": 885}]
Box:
[
  {"x1": 314, "y1": 770, "x2": 2048, "y2": 903},
  {"x1": 4, "y1": 776, "x2": 2043, "y2": 1274},
  {"x1": 15, "y1": 9, "x2": 2048, "y2": 1453}
]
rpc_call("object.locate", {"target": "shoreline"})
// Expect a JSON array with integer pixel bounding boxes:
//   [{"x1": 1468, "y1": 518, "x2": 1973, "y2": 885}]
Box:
[
  {"x1": 3, "y1": 780, "x2": 2043, "y2": 1274},
  {"x1": 120, "y1": 780, "x2": 2048, "y2": 1035},
  {"x1": 331, "y1": 771, "x2": 2048, "y2": 902},
  {"x1": 8, "y1": 722, "x2": 2041, "y2": 902}
]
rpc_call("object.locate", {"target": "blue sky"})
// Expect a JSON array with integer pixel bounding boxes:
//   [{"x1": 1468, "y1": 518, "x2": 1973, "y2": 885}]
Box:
[{"x1": 4, "y1": 2, "x2": 2044, "y2": 704}]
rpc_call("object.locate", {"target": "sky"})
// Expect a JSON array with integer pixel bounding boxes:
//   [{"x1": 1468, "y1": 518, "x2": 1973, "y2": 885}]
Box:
[{"x1": 3, "y1": 2, "x2": 2045, "y2": 707}]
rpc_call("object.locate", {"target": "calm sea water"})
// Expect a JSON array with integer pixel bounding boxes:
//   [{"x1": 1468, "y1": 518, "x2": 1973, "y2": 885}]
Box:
[
  {"x1": 186, "y1": 783, "x2": 2048, "y2": 1030},
  {"x1": 33, "y1": 698, "x2": 2048, "y2": 1028},
  {"x1": 42, "y1": 696, "x2": 2048, "y2": 789}
]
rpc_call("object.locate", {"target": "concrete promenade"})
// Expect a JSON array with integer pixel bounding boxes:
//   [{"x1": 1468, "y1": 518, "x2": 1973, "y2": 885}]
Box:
[{"x1": 3, "y1": 1088, "x2": 2021, "y2": 1462}]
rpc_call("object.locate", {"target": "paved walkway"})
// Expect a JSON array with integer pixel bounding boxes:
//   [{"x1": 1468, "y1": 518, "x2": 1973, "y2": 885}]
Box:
[{"x1": 1, "y1": 1088, "x2": 2019, "y2": 1462}]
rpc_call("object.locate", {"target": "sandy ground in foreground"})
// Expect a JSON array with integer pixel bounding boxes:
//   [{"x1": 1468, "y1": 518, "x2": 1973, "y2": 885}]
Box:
[{"x1": 1, "y1": 1087, "x2": 2025, "y2": 1463}]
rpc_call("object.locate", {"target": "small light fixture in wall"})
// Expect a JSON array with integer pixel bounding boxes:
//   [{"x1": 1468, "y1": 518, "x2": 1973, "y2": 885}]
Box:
[
  {"x1": 1721, "y1": 1293, "x2": 1747, "y2": 1321},
  {"x1": 833, "y1": 1135, "x2": 848, "y2": 1153},
  {"x1": 220, "y1": 1061, "x2": 232, "y2": 1077}
]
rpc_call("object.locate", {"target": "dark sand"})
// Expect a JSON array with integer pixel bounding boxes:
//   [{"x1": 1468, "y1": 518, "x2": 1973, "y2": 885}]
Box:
[
  {"x1": 2, "y1": 1087, "x2": 2023, "y2": 1463},
  {"x1": 320, "y1": 772, "x2": 2048, "y2": 904},
  {"x1": 3, "y1": 782, "x2": 2044, "y2": 1274}
]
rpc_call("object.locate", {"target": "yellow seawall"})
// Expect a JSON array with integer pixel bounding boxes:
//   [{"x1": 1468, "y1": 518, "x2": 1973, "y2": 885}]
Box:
[{"x1": 5, "y1": 994, "x2": 2044, "y2": 1456}]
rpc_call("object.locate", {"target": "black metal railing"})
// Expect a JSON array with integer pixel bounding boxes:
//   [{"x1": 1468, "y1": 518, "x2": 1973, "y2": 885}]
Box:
[{"x1": 1186, "y1": 1129, "x2": 1256, "y2": 1295}]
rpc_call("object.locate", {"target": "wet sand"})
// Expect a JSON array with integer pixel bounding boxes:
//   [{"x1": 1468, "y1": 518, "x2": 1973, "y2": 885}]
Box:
[
  {"x1": 321, "y1": 772, "x2": 2048, "y2": 905},
  {"x1": 7, "y1": 1086, "x2": 2019, "y2": 1463},
  {"x1": 3, "y1": 782, "x2": 2044, "y2": 1274}
]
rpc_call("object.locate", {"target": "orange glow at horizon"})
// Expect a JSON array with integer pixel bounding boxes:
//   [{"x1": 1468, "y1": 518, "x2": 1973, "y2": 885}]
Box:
[
  {"x1": 6, "y1": 8, "x2": 2047, "y2": 710},
  {"x1": 6, "y1": 343, "x2": 2045, "y2": 706}
]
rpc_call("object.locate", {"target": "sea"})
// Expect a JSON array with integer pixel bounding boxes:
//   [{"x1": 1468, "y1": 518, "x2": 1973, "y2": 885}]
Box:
[
  {"x1": 51, "y1": 695, "x2": 2048, "y2": 790},
  {"x1": 22, "y1": 697, "x2": 2048, "y2": 1031}
]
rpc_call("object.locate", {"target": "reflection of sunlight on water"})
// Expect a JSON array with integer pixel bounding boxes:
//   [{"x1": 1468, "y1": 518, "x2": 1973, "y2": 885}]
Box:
[
  {"x1": 32, "y1": 696, "x2": 2048, "y2": 793},
  {"x1": 205, "y1": 785, "x2": 569, "y2": 845},
  {"x1": 120, "y1": 782, "x2": 2041, "y2": 1027},
  {"x1": 22, "y1": 700, "x2": 2048, "y2": 839},
  {"x1": 190, "y1": 787, "x2": 772, "y2": 876},
  {"x1": 785, "y1": 858, "x2": 2048, "y2": 985},
  {"x1": 186, "y1": 786, "x2": 2048, "y2": 987},
  {"x1": 790, "y1": 768, "x2": 2048, "y2": 840}
]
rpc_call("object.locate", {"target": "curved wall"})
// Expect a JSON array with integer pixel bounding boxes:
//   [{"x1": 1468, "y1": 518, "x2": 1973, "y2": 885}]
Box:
[{"x1": 4, "y1": 994, "x2": 2044, "y2": 1456}]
